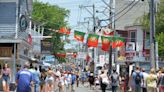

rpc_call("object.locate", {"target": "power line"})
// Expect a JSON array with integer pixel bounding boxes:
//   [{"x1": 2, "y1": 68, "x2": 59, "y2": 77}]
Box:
[{"x1": 115, "y1": 1, "x2": 140, "y2": 21}]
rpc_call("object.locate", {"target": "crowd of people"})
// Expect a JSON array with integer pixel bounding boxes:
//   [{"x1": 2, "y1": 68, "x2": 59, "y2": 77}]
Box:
[{"x1": 0, "y1": 62, "x2": 163, "y2": 92}]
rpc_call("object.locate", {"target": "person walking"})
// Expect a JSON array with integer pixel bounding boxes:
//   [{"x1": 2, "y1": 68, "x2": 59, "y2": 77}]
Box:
[
  {"x1": 71, "y1": 72, "x2": 76, "y2": 92},
  {"x1": 34, "y1": 67, "x2": 40, "y2": 92},
  {"x1": 16, "y1": 62, "x2": 34, "y2": 92},
  {"x1": 29, "y1": 64, "x2": 40, "y2": 92},
  {"x1": 110, "y1": 69, "x2": 119, "y2": 92},
  {"x1": 65, "y1": 71, "x2": 71, "y2": 92},
  {"x1": 40, "y1": 69, "x2": 47, "y2": 92},
  {"x1": 46, "y1": 67, "x2": 54, "y2": 92},
  {"x1": 132, "y1": 66, "x2": 143, "y2": 92},
  {"x1": 157, "y1": 68, "x2": 164, "y2": 92},
  {"x1": 141, "y1": 68, "x2": 148, "y2": 92},
  {"x1": 99, "y1": 70, "x2": 108, "y2": 92},
  {"x1": 146, "y1": 68, "x2": 158, "y2": 92},
  {"x1": 1, "y1": 63, "x2": 11, "y2": 92},
  {"x1": 88, "y1": 73, "x2": 95, "y2": 90},
  {"x1": 128, "y1": 70, "x2": 135, "y2": 92}
]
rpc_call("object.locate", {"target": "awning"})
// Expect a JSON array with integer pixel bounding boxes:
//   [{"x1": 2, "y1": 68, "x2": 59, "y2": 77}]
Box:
[{"x1": 0, "y1": 39, "x2": 21, "y2": 43}]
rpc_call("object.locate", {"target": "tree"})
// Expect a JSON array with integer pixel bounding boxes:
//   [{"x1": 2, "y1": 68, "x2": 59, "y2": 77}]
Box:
[
  {"x1": 139, "y1": 0, "x2": 164, "y2": 58},
  {"x1": 32, "y1": 1, "x2": 70, "y2": 62},
  {"x1": 157, "y1": 32, "x2": 164, "y2": 59},
  {"x1": 139, "y1": 0, "x2": 164, "y2": 34}
]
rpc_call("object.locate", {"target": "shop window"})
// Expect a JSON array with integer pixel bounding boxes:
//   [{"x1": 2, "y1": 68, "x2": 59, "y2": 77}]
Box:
[{"x1": 130, "y1": 31, "x2": 136, "y2": 42}]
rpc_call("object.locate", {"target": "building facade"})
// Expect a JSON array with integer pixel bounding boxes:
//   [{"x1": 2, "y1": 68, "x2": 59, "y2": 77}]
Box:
[{"x1": 0, "y1": 0, "x2": 32, "y2": 82}]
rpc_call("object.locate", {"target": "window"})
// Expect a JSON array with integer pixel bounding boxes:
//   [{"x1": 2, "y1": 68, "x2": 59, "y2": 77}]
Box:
[{"x1": 130, "y1": 31, "x2": 136, "y2": 42}]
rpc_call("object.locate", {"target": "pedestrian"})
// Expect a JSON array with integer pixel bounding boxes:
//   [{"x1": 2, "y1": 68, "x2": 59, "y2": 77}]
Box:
[
  {"x1": 81, "y1": 70, "x2": 86, "y2": 86},
  {"x1": 128, "y1": 70, "x2": 135, "y2": 92},
  {"x1": 157, "y1": 69, "x2": 162, "y2": 92},
  {"x1": 146, "y1": 68, "x2": 158, "y2": 92},
  {"x1": 16, "y1": 62, "x2": 34, "y2": 92},
  {"x1": 65, "y1": 71, "x2": 71, "y2": 92},
  {"x1": 76, "y1": 71, "x2": 80, "y2": 87},
  {"x1": 1, "y1": 63, "x2": 11, "y2": 92},
  {"x1": 40, "y1": 69, "x2": 47, "y2": 92},
  {"x1": 88, "y1": 73, "x2": 95, "y2": 90},
  {"x1": 99, "y1": 70, "x2": 108, "y2": 92},
  {"x1": 157, "y1": 67, "x2": 164, "y2": 92},
  {"x1": 29, "y1": 64, "x2": 40, "y2": 92},
  {"x1": 132, "y1": 66, "x2": 143, "y2": 92},
  {"x1": 71, "y1": 72, "x2": 76, "y2": 92},
  {"x1": 141, "y1": 68, "x2": 148, "y2": 92},
  {"x1": 110, "y1": 69, "x2": 119, "y2": 92},
  {"x1": 34, "y1": 67, "x2": 40, "y2": 92},
  {"x1": 59, "y1": 73, "x2": 65, "y2": 92},
  {"x1": 46, "y1": 67, "x2": 54, "y2": 92},
  {"x1": 119, "y1": 75, "x2": 125, "y2": 92}
]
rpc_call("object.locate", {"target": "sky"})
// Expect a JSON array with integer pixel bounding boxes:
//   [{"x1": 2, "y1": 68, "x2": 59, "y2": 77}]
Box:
[
  {"x1": 40, "y1": 0, "x2": 107, "y2": 49},
  {"x1": 38, "y1": 0, "x2": 148, "y2": 49}
]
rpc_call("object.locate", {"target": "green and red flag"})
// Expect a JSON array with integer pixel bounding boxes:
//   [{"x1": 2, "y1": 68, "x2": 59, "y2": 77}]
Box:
[
  {"x1": 112, "y1": 37, "x2": 125, "y2": 48},
  {"x1": 87, "y1": 34, "x2": 99, "y2": 47},
  {"x1": 59, "y1": 27, "x2": 67, "y2": 34},
  {"x1": 59, "y1": 27, "x2": 71, "y2": 35},
  {"x1": 117, "y1": 37, "x2": 125, "y2": 47},
  {"x1": 74, "y1": 31, "x2": 85, "y2": 42},
  {"x1": 101, "y1": 36, "x2": 112, "y2": 51},
  {"x1": 103, "y1": 28, "x2": 114, "y2": 36}
]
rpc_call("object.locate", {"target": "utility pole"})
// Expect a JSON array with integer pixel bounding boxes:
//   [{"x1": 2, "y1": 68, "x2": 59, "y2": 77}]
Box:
[
  {"x1": 108, "y1": 0, "x2": 115, "y2": 75},
  {"x1": 150, "y1": 0, "x2": 156, "y2": 69},
  {"x1": 79, "y1": 4, "x2": 96, "y2": 73},
  {"x1": 92, "y1": 4, "x2": 96, "y2": 73}
]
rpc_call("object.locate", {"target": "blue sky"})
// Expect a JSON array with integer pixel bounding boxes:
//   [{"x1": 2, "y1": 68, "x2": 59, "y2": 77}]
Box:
[
  {"x1": 40, "y1": 0, "x2": 106, "y2": 48},
  {"x1": 39, "y1": 0, "x2": 108, "y2": 49}
]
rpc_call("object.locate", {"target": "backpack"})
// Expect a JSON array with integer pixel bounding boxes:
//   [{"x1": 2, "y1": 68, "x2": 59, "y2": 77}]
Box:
[
  {"x1": 135, "y1": 72, "x2": 141, "y2": 85},
  {"x1": 111, "y1": 73, "x2": 118, "y2": 86}
]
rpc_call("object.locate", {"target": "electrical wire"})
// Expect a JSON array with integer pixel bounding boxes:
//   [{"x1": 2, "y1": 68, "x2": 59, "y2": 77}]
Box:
[
  {"x1": 99, "y1": 0, "x2": 140, "y2": 27},
  {"x1": 115, "y1": 1, "x2": 140, "y2": 21}
]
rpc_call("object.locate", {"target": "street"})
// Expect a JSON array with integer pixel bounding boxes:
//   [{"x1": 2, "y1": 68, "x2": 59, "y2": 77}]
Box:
[{"x1": 75, "y1": 86, "x2": 112, "y2": 92}]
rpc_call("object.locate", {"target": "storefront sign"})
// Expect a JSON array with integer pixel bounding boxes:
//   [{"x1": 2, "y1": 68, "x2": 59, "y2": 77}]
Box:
[{"x1": 41, "y1": 40, "x2": 52, "y2": 54}]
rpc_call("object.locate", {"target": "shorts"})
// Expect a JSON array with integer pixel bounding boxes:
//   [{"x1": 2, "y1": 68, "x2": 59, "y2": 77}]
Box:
[
  {"x1": 47, "y1": 77, "x2": 54, "y2": 85},
  {"x1": 2, "y1": 75, "x2": 10, "y2": 84}
]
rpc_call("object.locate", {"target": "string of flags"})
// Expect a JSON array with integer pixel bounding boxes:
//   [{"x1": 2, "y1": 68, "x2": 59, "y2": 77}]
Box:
[{"x1": 50, "y1": 27, "x2": 125, "y2": 52}]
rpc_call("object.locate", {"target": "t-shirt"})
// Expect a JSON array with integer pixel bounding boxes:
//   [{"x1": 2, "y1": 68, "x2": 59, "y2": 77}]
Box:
[
  {"x1": 29, "y1": 69, "x2": 40, "y2": 84},
  {"x1": 71, "y1": 74, "x2": 76, "y2": 85},
  {"x1": 132, "y1": 71, "x2": 143, "y2": 86},
  {"x1": 141, "y1": 72, "x2": 148, "y2": 87},
  {"x1": 16, "y1": 69, "x2": 33, "y2": 92},
  {"x1": 111, "y1": 73, "x2": 119, "y2": 86},
  {"x1": 146, "y1": 74, "x2": 157, "y2": 88}
]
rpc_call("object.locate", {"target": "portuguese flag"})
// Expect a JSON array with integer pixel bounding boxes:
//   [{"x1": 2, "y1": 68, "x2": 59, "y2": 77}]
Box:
[
  {"x1": 103, "y1": 28, "x2": 114, "y2": 36},
  {"x1": 112, "y1": 37, "x2": 125, "y2": 48},
  {"x1": 74, "y1": 31, "x2": 85, "y2": 42},
  {"x1": 87, "y1": 34, "x2": 99, "y2": 47},
  {"x1": 59, "y1": 27, "x2": 67, "y2": 34},
  {"x1": 59, "y1": 27, "x2": 70, "y2": 35},
  {"x1": 101, "y1": 36, "x2": 112, "y2": 51}
]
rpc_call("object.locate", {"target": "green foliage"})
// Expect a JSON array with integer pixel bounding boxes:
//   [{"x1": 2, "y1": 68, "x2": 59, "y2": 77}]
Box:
[
  {"x1": 139, "y1": 1, "x2": 164, "y2": 34},
  {"x1": 157, "y1": 32, "x2": 164, "y2": 58},
  {"x1": 139, "y1": 0, "x2": 164, "y2": 58},
  {"x1": 32, "y1": 1, "x2": 69, "y2": 62}
]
